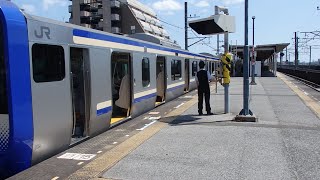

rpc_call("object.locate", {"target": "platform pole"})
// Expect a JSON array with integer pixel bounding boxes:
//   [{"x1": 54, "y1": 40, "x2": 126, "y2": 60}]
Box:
[
  {"x1": 224, "y1": 32, "x2": 230, "y2": 113},
  {"x1": 236, "y1": 0, "x2": 256, "y2": 121}
]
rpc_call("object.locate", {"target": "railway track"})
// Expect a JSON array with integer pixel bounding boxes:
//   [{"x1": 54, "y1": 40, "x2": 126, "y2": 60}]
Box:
[{"x1": 281, "y1": 72, "x2": 320, "y2": 92}]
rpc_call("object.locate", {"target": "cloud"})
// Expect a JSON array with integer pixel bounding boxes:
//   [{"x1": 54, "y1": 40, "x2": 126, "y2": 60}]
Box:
[
  {"x1": 152, "y1": 0, "x2": 183, "y2": 11},
  {"x1": 195, "y1": 1, "x2": 210, "y2": 8},
  {"x1": 21, "y1": 4, "x2": 36, "y2": 14},
  {"x1": 221, "y1": 0, "x2": 244, "y2": 5},
  {"x1": 43, "y1": 0, "x2": 68, "y2": 10}
]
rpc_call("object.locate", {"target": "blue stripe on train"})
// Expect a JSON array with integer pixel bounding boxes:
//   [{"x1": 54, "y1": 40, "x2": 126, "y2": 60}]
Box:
[
  {"x1": 134, "y1": 93, "x2": 157, "y2": 104},
  {"x1": 167, "y1": 84, "x2": 185, "y2": 92},
  {"x1": 73, "y1": 29, "x2": 219, "y2": 60},
  {"x1": 0, "y1": 1, "x2": 34, "y2": 176},
  {"x1": 97, "y1": 84, "x2": 184, "y2": 116},
  {"x1": 97, "y1": 106, "x2": 112, "y2": 116}
]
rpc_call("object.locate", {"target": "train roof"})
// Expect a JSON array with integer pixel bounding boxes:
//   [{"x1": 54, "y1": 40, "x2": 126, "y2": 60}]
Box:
[{"x1": 23, "y1": 12, "x2": 219, "y2": 61}]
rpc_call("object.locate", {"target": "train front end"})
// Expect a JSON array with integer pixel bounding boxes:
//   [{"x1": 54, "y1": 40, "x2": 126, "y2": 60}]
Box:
[{"x1": 0, "y1": 1, "x2": 34, "y2": 178}]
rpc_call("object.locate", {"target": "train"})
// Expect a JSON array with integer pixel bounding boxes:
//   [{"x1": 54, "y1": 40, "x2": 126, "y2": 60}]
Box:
[{"x1": 0, "y1": 1, "x2": 219, "y2": 177}]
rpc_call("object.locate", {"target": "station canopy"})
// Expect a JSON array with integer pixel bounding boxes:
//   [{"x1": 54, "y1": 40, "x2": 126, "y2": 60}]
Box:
[
  {"x1": 189, "y1": 15, "x2": 236, "y2": 35},
  {"x1": 230, "y1": 43, "x2": 290, "y2": 61}
]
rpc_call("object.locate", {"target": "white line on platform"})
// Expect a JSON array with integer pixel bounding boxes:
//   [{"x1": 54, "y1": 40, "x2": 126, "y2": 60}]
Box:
[
  {"x1": 175, "y1": 103, "x2": 185, "y2": 109},
  {"x1": 51, "y1": 177, "x2": 59, "y2": 180},
  {"x1": 126, "y1": 135, "x2": 130, "y2": 137},
  {"x1": 304, "y1": 92, "x2": 309, "y2": 96},
  {"x1": 112, "y1": 142, "x2": 118, "y2": 145},
  {"x1": 149, "y1": 112, "x2": 160, "y2": 115},
  {"x1": 77, "y1": 162, "x2": 84, "y2": 165},
  {"x1": 136, "y1": 121, "x2": 157, "y2": 131},
  {"x1": 97, "y1": 151, "x2": 102, "y2": 154},
  {"x1": 148, "y1": 116, "x2": 161, "y2": 120}
]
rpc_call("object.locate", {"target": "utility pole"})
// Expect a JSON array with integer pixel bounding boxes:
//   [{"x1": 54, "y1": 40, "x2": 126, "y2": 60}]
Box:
[
  {"x1": 185, "y1": 2, "x2": 188, "y2": 50},
  {"x1": 285, "y1": 47, "x2": 288, "y2": 66},
  {"x1": 217, "y1": 35, "x2": 220, "y2": 55},
  {"x1": 309, "y1": 46, "x2": 312, "y2": 68},
  {"x1": 294, "y1": 32, "x2": 299, "y2": 69}
]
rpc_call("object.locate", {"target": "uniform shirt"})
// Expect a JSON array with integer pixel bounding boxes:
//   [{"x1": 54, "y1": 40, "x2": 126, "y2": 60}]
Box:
[
  {"x1": 195, "y1": 69, "x2": 212, "y2": 90},
  {"x1": 195, "y1": 68, "x2": 212, "y2": 85}
]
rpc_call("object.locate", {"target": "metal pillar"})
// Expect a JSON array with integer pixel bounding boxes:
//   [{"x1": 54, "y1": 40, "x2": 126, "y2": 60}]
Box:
[
  {"x1": 184, "y1": 2, "x2": 188, "y2": 50},
  {"x1": 217, "y1": 35, "x2": 220, "y2": 55},
  {"x1": 285, "y1": 47, "x2": 288, "y2": 65},
  {"x1": 274, "y1": 53, "x2": 277, "y2": 76},
  {"x1": 224, "y1": 32, "x2": 229, "y2": 114},
  {"x1": 309, "y1": 46, "x2": 312, "y2": 68},
  {"x1": 239, "y1": 0, "x2": 253, "y2": 116},
  {"x1": 295, "y1": 32, "x2": 298, "y2": 69},
  {"x1": 250, "y1": 16, "x2": 256, "y2": 85}
]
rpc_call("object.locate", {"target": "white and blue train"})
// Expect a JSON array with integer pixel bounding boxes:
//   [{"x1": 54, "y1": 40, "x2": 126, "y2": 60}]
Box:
[{"x1": 0, "y1": 1, "x2": 219, "y2": 177}]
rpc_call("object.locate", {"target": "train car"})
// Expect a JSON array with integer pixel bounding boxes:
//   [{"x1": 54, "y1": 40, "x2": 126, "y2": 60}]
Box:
[{"x1": 0, "y1": 1, "x2": 219, "y2": 178}]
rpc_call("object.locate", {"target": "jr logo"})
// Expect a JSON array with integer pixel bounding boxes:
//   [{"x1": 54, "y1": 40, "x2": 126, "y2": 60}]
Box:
[{"x1": 34, "y1": 26, "x2": 51, "y2": 39}]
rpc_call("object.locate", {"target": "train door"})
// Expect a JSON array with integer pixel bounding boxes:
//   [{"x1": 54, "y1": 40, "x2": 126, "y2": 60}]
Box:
[
  {"x1": 156, "y1": 56, "x2": 166, "y2": 105},
  {"x1": 70, "y1": 48, "x2": 91, "y2": 138},
  {"x1": 184, "y1": 59, "x2": 190, "y2": 92},
  {"x1": 0, "y1": 24, "x2": 9, "y2": 155},
  {"x1": 111, "y1": 52, "x2": 132, "y2": 124}
]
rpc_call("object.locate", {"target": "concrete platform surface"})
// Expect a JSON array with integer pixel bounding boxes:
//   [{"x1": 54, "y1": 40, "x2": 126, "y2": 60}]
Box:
[{"x1": 101, "y1": 75, "x2": 320, "y2": 180}]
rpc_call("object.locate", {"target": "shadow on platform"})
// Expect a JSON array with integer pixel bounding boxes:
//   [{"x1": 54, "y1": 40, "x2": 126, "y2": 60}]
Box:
[{"x1": 159, "y1": 113, "x2": 231, "y2": 126}]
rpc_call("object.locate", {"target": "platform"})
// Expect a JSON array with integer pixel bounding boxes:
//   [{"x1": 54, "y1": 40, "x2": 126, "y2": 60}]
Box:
[{"x1": 9, "y1": 73, "x2": 320, "y2": 180}]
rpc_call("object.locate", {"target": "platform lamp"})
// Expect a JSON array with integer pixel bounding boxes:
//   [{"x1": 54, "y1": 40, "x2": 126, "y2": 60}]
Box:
[{"x1": 250, "y1": 16, "x2": 257, "y2": 85}]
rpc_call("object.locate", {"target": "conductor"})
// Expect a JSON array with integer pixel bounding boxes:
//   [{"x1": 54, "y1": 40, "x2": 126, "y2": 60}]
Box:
[{"x1": 196, "y1": 61, "x2": 213, "y2": 115}]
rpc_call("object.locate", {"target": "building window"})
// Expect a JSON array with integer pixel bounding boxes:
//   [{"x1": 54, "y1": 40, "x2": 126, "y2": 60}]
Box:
[
  {"x1": 32, "y1": 44, "x2": 65, "y2": 83},
  {"x1": 142, "y1": 57, "x2": 150, "y2": 87},
  {"x1": 192, "y1": 61, "x2": 197, "y2": 77},
  {"x1": 171, "y1": 60, "x2": 182, "y2": 81}
]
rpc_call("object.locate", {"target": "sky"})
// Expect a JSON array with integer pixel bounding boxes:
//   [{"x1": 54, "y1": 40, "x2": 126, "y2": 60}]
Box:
[{"x1": 11, "y1": 0, "x2": 320, "y2": 63}]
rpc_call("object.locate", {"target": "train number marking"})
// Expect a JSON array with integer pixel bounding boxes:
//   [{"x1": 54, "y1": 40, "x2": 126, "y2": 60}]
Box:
[
  {"x1": 35, "y1": 26, "x2": 51, "y2": 39},
  {"x1": 57, "y1": 153, "x2": 96, "y2": 161}
]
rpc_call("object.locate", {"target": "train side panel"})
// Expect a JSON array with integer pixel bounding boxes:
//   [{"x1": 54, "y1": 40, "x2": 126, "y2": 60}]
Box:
[
  {"x1": 131, "y1": 52, "x2": 157, "y2": 117},
  {"x1": 166, "y1": 56, "x2": 185, "y2": 101},
  {"x1": 88, "y1": 48, "x2": 112, "y2": 136},
  {"x1": 27, "y1": 19, "x2": 73, "y2": 164}
]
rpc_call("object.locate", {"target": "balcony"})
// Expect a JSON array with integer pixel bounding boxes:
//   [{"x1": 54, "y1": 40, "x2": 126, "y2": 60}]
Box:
[
  {"x1": 80, "y1": 11, "x2": 91, "y2": 17},
  {"x1": 111, "y1": 0, "x2": 121, "y2": 8},
  {"x1": 80, "y1": 0, "x2": 91, "y2": 4},
  {"x1": 111, "y1": 14, "x2": 120, "y2": 21},
  {"x1": 111, "y1": 27, "x2": 121, "y2": 34},
  {"x1": 68, "y1": 5, "x2": 72, "y2": 13},
  {"x1": 81, "y1": 24, "x2": 91, "y2": 28}
]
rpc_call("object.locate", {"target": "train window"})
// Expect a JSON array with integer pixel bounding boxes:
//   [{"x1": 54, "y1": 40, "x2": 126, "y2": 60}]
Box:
[
  {"x1": 32, "y1": 44, "x2": 65, "y2": 83},
  {"x1": 192, "y1": 61, "x2": 197, "y2": 77},
  {"x1": 171, "y1": 60, "x2": 182, "y2": 81},
  {"x1": 142, "y1": 57, "x2": 150, "y2": 87}
]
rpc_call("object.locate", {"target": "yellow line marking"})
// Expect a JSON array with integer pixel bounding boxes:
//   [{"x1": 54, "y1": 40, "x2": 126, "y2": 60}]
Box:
[
  {"x1": 278, "y1": 73, "x2": 320, "y2": 118},
  {"x1": 111, "y1": 117, "x2": 125, "y2": 124}
]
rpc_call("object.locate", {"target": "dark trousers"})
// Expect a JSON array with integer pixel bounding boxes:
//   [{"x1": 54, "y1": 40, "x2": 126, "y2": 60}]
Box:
[{"x1": 198, "y1": 88, "x2": 211, "y2": 113}]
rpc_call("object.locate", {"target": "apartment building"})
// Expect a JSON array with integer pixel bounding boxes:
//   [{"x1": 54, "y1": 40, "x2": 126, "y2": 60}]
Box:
[{"x1": 69, "y1": 0, "x2": 180, "y2": 48}]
